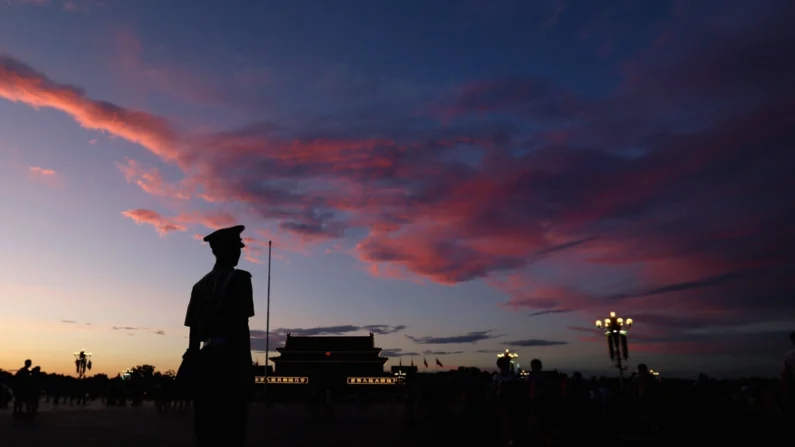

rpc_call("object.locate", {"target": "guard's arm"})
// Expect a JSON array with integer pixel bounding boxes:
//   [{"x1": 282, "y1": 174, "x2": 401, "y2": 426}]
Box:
[
  {"x1": 188, "y1": 327, "x2": 201, "y2": 353},
  {"x1": 237, "y1": 270, "x2": 255, "y2": 319},
  {"x1": 185, "y1": 285, "x2": 201, "y2": 353}
]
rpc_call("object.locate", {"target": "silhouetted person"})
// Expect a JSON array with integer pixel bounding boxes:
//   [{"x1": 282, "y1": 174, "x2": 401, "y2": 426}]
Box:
[
  {"x1": 0, "y1": 383, "x2": 12, "y2": 409},
  {"x1": 565, "y1": 371, "x2": 589, "y2": 444},
  {"x1": 493, "y1": 356, "x2": 521, "y2": 446},
  {"x1": 633, "y1": 363, "x2": 660, "y2": 434},
  {"x1": 184, "y1": 225, "x2": 255, "y2": 447},
  {"x1": 527, "y1": 359, "x2": 562, "y2": 444},
  {"x1": 29, "y1": 366, "x2": 41, "y2": 414},
  {"x1": 634, "y1": 364, "x2": 658, "y2": 400},
  {"x1": 13, "y1": 359, "x2": 32, "y2": 416}
]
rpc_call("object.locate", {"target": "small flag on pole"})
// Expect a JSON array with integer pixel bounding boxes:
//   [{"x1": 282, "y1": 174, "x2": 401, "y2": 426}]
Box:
[
  {"x1": 423, "y1": 358, "x2": 428, "y2": 368},
  {"x1": 436, "y1": 358, "x2": 443, "y2": 368}
]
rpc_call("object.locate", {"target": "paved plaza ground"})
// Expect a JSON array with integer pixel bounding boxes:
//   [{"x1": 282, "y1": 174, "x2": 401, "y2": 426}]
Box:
[{"x1": 2, "y1": 402, "x2": 449, "y2": 447}]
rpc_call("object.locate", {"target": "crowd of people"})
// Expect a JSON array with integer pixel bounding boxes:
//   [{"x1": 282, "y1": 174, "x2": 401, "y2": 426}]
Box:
[
  {"x1": 0, "y1": 361, "x2": 192, "y2": 415},
  {"x1": 2, "y1": 331, "x2": 793, "y2": 446},
  {"x1": 1, "y1": 359, "x2": 793, "y2": 445},
  {"x1": 488, "y1": 356, "x2": 661, "y2": 445},
  {"x1": 5, "y1": 359, "x2": 43, "y2": 417}
]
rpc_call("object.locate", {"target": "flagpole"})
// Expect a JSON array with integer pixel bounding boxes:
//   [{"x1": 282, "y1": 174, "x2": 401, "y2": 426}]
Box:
[{"x1": 264, "y1": 241, "x2": 272, "y2": 382}]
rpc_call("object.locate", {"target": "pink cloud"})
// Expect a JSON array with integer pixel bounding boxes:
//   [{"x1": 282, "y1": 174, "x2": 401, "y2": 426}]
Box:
[
  {"x1": 116, "y1": 157, "x2": 192, "y2": 200},
  {"x1": 26, "y1": 165, "x2": 63, "y2": 187},
  {"x1": 1, "y1": 0, "x2": 794, "y2": 361},
  {"x1": 0, "y1": 54, "x2": 187, "y2": 167},
  {"x1": 121, "y1": 209, "x2": 186, "y2": 236},
  {"x1": 28, "y1": 166, "x2": 56, "y2": 176},
  {"x1": 174, "y1": 210, "x2": 237, "y2": 231},
  {"x1": 122, "y1": 208, "x2": 245, "y2": 237}
]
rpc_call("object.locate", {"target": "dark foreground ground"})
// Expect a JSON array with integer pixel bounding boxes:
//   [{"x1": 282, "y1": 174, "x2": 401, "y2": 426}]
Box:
[
  {"x1": 4, "y1": 400, "x2": 780, "y2": 446},
  {"x1": 0, "y1": 400, "x2": 662, "y2": 447},
  {"x1": 3, "y1": 402, "x2": 469, "y2": 447}
]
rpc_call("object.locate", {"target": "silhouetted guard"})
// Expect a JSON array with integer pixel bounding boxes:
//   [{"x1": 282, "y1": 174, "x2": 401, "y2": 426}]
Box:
[
  {"x1": 255, "y1": 376, "x2": 308, "y2": 384},
  {"x1": 347, "y1": 377, "x2": 399, "y2": 385}
]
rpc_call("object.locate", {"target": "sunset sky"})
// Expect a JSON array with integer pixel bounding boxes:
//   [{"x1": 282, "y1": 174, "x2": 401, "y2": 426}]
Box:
[{"x1": 1, "y1": 0, "x2": 793, "y2": 378}]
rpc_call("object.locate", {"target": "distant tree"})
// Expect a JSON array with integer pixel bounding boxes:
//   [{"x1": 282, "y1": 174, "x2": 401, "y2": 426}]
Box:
[
  {"x1": 131, "y1": 365, "x2": 156, "y2": 380},
  {"x1": 164, "y1": 369, "x2": 176, "y2": 378}
]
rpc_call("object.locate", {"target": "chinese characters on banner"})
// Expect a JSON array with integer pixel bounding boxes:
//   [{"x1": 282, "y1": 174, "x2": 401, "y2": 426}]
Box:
[
  {"x1": 254, "y1": 376, "x2": 309, "y2": 384},
  {"x1": 346, "y1": 377, "x2": 399, "y2": 385},
  {"x1": 253, "y1": 376, "x2": 399, "y2": 385}
]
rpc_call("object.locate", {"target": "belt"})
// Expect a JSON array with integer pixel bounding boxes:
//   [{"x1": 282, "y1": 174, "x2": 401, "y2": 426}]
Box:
[{"x1": 201, "y1": 337, "x2": 229, "y2": 348}]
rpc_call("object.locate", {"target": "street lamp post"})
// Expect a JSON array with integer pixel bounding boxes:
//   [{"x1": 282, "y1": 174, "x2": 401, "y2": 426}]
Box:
[
  {"x1": 497, "y1": 349, "x2": 520, "y2": 374},
  {"x1": 73, "y1": 349, "x2": 92, "y2": 379},
  {"x1": 595, "y1": 312, "x2": 633, "y2": 386}
]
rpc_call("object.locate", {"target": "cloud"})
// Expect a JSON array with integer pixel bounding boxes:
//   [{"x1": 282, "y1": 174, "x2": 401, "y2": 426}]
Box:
[
  {"x1": 406, "y1": 330, "x2": 499, "y2": 344},
  {"x1": 116, "y1": 158, "x2": 191, "y2": 200},
  {"x1": 121, "y1": 209, "x2": 186, "y2": 236},
  {"x1": 249, "y1": 330, "x2": 285, "y2": 352},
  {"x1": 249, "y1": 324, "x2": 407, "y2": 352},
  {"x1": 422, "y1": 350, "x2": 465, "y2": 356},
  {"x1": 112, "y1": 326, "x2": 139, "y2": 331},
  {"x1": 29, "y1": 166, "x2": 56, "y2": 176},
  {"x1": 2, "y1": 0, "x2": 795, "y2": 362},
  {"x1": 363, "y1": 324, "x2": 407, "y2": 335},
  {"x1": 578, "y1": 326, "x2": 793, "y2": 359},
  {"x1": 276, "y1": 325, "x2": 360, "y2": 336},
  {"x1": 0, "y1": 53, "x2": 187, "y2": 166},
  {"x1": 272, "y1": 324, "x2": 406, "y2": 337},
  {"x1": 26, "y1": 165, "x2": 63, "y2": 186},
  {"x1": 528, "y1": 309, "x2": 573, "y2": 318},
  {"x1": 152, "y1": 330, "x2": 165, "y2": 336},
  {"x1": 381, "y1": 348, "x2": 420, "y2": 357},
  {"x1": 60, "y1": 319, "x2": 92, "y2": 329},
  {"x1": 500, "y1": 339, "x2": 568, "y2": 347}
]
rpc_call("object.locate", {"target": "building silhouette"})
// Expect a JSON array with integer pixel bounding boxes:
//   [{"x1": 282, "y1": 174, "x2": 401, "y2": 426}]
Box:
[{"x1": 269, "y1": 333, "x2": 388, "y2": 382}]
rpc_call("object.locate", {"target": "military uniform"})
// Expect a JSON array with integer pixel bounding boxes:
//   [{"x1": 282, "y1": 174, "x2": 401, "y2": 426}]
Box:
[{"x1": 185, "y1": 225, "x2": 254, "y2": 447}]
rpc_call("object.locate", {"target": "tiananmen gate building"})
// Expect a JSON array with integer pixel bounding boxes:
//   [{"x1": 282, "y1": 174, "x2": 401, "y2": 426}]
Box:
[{"x1": 268, "y1": 333, "x2": 389, "y2": 383}]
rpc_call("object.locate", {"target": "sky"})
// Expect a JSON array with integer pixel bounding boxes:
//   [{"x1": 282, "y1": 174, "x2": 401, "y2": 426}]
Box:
[{"x1": 0, "y1": 0, "x2": 793, "y2": 379}]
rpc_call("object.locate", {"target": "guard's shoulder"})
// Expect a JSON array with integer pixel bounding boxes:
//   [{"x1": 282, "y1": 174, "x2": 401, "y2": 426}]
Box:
[
  {"x1": 192, "y1": 271, "x2": 214, "y2": 289},
  {"x1": 234, "y1": 269, "x2": 252, "y2": 279}
]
